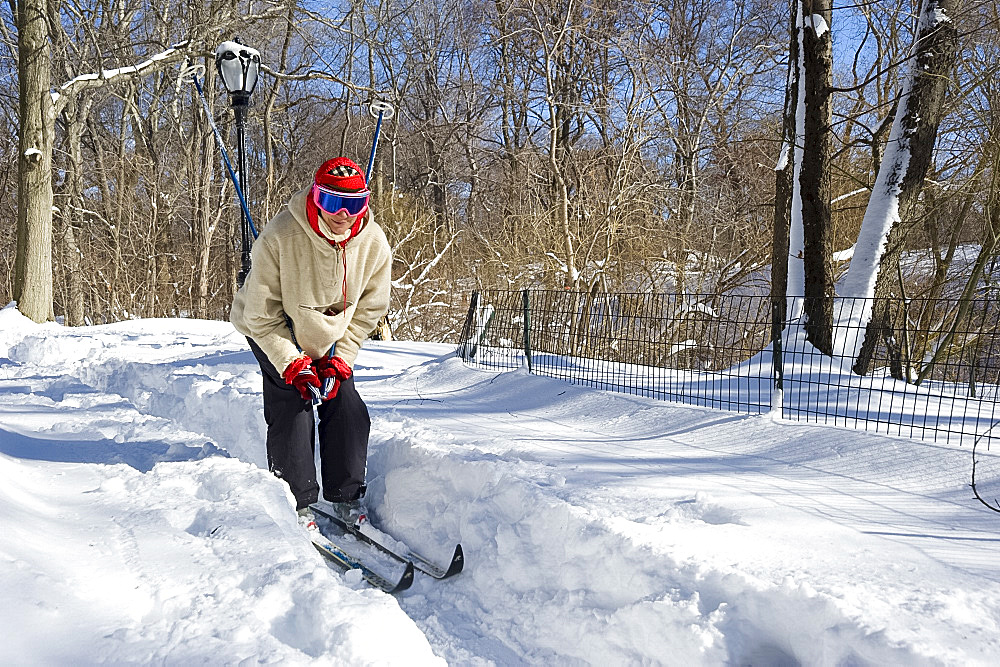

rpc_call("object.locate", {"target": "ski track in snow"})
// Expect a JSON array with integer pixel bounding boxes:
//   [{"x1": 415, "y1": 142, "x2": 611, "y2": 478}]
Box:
[{"x1": 2, "y1": 306, "x2": 1000, "y2": 664}]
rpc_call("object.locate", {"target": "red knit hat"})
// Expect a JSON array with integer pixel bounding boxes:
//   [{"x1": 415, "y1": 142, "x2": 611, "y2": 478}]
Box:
[
  {"x1": 306, "y1": 156, "x2": 370, "y2": 249},
  {"x1": 314, "y1": 157, "x2": 367, "y2": 193}
]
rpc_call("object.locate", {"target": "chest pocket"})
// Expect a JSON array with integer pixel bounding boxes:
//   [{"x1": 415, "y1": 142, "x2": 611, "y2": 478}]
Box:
[{"x1": 297, "y1": 300, "x2": 354, "y2": 317}]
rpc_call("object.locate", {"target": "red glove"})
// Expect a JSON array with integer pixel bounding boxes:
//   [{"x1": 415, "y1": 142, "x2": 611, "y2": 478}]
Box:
[
  {"x1": 314, "y1": 355, "x2": 353, "y2": 400},
  {"x1": 283, "y1": 354, "x2": 321, "y2": 401}
]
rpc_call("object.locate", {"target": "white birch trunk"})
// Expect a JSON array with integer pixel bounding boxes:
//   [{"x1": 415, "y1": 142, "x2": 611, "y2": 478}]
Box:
[
  {"x1": 785, "y1": 1, "x2": 807, "y2": 322},
  {"x1": 835, "y1": 0, "x2": 955, "y2": 359}
]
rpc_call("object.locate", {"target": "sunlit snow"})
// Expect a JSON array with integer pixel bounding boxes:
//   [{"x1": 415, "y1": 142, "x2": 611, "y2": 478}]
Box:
[{"x1": 1, "y1": 303, "x2": 999, "y2": 664}]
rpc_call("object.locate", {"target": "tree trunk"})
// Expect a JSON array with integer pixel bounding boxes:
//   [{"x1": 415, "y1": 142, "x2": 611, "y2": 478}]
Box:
[
  {"x1": 195, "y1": 97, "x2": 214, "y2": 319},
  {"x1": 263, "y1": 2, "x2": 297, "y2": 224},
  {"x1": 799, "y1": 0, "x2": 834, "y2": 354},
  {"x1": 14, "y1": 0, "x2": 55, "y2": 322},
  {"x1": 771, "y1": 4, "x2": 797, "y2": 327},
  {"x1": 785, "y1": 0, "x2": 805, "y2": 319},
  {"x1": 675, "y1": 142, "x2": 698, "y2": 295},
  {"x1": 546, "y1": 58, "x2": 578, "y2": 290},
  {"x1": 840, "y1": 0, "x2": 960, "y2": 375},
  {"x1": 427, "y1": 135, "x2": 450, "y2": 233},
  {"x1": 59, "y1": 95, "x2": 93, "y2": 326}
]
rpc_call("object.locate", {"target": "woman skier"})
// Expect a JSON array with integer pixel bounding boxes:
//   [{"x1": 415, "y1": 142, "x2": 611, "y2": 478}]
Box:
[{"x1": 231, "y1": 157, "x2": 391, "y2": 528}]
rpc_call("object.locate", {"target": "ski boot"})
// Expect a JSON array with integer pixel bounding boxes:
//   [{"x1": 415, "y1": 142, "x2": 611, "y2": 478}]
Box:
[
  {"x1": 297, "y1": 506, "x2": 319, "y2": 531},
  {"x1": 326, "y1": 498, "x2": 368, "y2": 528}
]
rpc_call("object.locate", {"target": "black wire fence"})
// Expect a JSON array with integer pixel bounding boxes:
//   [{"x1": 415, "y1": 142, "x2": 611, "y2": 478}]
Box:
[{"x1": 457, "y1": 289, "x2": 1000, "y2": 454}]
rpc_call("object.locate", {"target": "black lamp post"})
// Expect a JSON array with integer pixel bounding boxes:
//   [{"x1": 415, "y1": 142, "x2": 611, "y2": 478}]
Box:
[{"x1": 215, "y1": 39, "x2": 260, "y2": 288}]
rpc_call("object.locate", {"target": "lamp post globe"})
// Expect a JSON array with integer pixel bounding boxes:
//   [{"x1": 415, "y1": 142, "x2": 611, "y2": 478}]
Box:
[{"x1": 215, "y1": 40, "x2": 260, "y2": 110}]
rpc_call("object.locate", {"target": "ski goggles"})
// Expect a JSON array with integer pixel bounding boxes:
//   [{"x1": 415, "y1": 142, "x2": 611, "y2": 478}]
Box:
[{"x1": 312, "y1": 184, "x2": 371, "y2": 217}]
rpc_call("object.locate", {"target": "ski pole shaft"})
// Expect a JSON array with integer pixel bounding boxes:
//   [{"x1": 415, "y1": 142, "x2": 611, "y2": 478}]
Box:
[
  {"x1": 192, "y1": 76, "x2": 258, "y2": 240},
  {"x1": 365, "y1": 111, "x2": 384, "y2": 183},
  {"x1": 365, "y1": 100, "x2": 394, "y2": 184}
]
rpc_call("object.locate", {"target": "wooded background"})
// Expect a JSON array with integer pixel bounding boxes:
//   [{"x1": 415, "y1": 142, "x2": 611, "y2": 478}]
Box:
[{"x1": 2, "y1": 0, "x2": 999, "y2": 343}]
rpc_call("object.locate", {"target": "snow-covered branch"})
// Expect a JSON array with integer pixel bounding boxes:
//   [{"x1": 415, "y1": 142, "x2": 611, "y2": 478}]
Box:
[
  {"x1": 831, "y1": 188, "x2": 868, "y2": 205},
  {"x1": 53, "y1": 41, "x2": 190, "y2": 114}
]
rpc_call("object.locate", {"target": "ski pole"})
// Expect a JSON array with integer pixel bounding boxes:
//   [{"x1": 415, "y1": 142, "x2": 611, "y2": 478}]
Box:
[
  {"x1": 365, "y1": 100, "x2": 395, "y2": 183},
  {"x1": 309, "y1": 100, "x2": 394, "y2": 402},
  {"x1": 191, "y1": 74, "x2": 259, "y2": 240}
]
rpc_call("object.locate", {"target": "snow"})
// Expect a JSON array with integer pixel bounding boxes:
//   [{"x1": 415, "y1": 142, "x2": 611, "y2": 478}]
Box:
[
  {"x1": 2, "y1": 303, "x2": 1000, "y2": 664},
  {"x1": 216, "y1": 41, "x2": 261, "y2": 61},
  {"x1": 832, "y1": 245, "x2": 854, "y2": 262},
  {"x1": 806, "y1": 13, "x2": 830, "y2": 39},
  {"x1": 774, "y1": 142, "x2": 790, "y2": 171},
  {"x1": 931, "y1": 2, "x2": 953, "y2": 25},
  {"x1": 56, "y1": 45, "x2": 182, "y2": 101},
  {"x1": 831, "y1": 187, "x2": 869, "y2": 205}
]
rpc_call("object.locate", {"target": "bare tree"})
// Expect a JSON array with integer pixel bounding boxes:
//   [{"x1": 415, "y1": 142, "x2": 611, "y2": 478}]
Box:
[
  {"x1": 838, "y1": 0, "x2": 960, "y2": 373},
  {"x1": 19, "y1": 0, "x2": 993, "y2": 352},
  {"x1": 13, "y1": 0, "x2": 55, "y2": 322},
  {"x1": 799, "y1": 0, "x2": 835, "y2": 354}
]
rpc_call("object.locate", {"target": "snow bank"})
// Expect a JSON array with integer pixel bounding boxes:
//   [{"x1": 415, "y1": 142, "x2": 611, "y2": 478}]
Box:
[
  {"x1": 358, "y1": 361, "x2": 979, "y2": 665},
  {"x1": 0, "y1": 309, "x2": 441, "y2": 665},
  {"x1": 0, "y1": 452, "x2": 434, "y2": 663}
]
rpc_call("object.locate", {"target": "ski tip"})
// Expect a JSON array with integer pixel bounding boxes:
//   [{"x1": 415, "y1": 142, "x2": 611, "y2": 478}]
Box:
[
  {"x1": 410, "y1": 543, "x2": 465, "y2": 580},
  {"x1": 447, "y1": 544, "x2": 464, "y2": 577},
  {"x1": 390, "y1": 561, "x2": 415, "y2": 594}
]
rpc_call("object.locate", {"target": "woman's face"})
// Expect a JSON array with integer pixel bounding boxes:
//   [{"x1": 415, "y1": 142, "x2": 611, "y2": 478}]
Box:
[{"x1": 319, "y1": 207, "x2": 361, "y2": 235}]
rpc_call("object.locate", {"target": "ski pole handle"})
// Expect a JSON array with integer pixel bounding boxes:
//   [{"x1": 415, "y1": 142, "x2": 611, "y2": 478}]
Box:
[
  {"x1": 321, "y1": 376, "x2": 337, "y2": 399},
  {"x1": 316, "y1": 342, "x2": 338, "y2": 402},
  {"x1": 309, "y1": 383, "x2": 323, "y2": 407}
]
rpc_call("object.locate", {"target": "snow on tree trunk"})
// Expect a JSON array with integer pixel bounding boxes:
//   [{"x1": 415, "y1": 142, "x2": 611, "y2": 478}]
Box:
[
  {"x1": 835, "y1": 0, "x2": 959, "y2": 369},
  {"x1": 771, "y1": 47, "x2": 795, "y2": 326},
  {"x1": 785, "y1": 0, "x2": 807, "y2": 323}
]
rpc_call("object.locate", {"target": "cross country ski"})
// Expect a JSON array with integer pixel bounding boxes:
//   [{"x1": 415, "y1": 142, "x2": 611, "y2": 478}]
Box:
[{"x1": 310, "y1": 500, "x2": 464, "y2": 582}]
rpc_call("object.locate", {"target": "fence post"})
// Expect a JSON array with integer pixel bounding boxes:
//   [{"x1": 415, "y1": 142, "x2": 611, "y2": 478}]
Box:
[
  {"x1": 522, "y1": 289, "x2": 533, "y2": 373},
  {"x1": 771, "y1": 296, "x2": 784, "y2": 416},
  {"x1": 457, "y1": 291, "x2": 479, "y2": 360}
]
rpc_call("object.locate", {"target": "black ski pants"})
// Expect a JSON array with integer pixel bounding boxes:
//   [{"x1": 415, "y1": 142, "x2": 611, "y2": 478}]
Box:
[{"x1": 248, "y1": 337, "x2": 370, "y2": 510}]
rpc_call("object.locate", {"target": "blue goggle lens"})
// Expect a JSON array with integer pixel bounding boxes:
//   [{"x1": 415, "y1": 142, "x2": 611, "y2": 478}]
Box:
[{"x1": 315, "y1": 188, "x2": 370, "y2": 215}]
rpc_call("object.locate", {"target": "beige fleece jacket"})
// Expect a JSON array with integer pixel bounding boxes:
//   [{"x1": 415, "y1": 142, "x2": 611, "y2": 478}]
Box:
[{"x1": 230, "y1": 186, "x2": 392, "y2": 374}]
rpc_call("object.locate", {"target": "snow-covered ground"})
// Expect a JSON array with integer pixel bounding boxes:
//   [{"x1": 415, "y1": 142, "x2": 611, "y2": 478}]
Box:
[{"x1": 2, "y1": 303, "x2": 1000, "y2": 665}]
